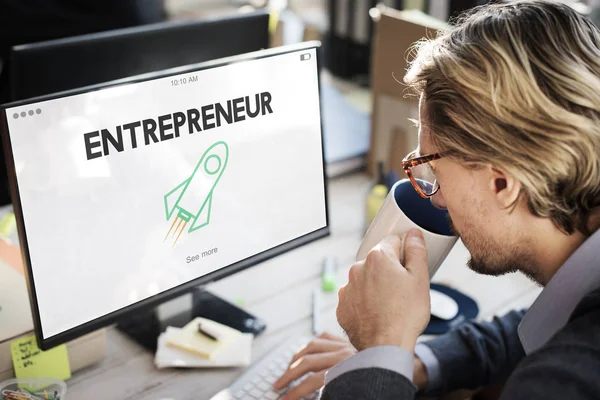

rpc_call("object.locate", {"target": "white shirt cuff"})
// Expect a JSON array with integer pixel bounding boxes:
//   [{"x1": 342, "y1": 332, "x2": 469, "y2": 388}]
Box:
[{"x1": 414, "y1": 343, "x2": 442, "y2": 393}]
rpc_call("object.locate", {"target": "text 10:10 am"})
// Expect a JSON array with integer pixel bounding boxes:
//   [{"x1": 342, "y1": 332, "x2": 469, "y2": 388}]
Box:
[{"x1": 171, "y1": 75, "x2": 199, "y2": 86}]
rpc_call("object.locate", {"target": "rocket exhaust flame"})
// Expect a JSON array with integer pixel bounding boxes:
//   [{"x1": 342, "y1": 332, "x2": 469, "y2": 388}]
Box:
[
  {"x1": 164, "y1": 216, "x2": 187, "y2": 247},
  {"x1": 163, "y1": 217, "x2": 179, "y2": 242},
  {"x1": 174, "y1": 221, "x2": 188, "y2": 247}
]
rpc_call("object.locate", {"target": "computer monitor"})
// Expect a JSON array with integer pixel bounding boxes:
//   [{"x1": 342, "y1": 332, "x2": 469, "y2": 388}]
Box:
[
  {"x1": 0, "y1": 41, "x2": 329, "y2": 350},
  {"x1": 8, "y1": 10, "x2": 270, "y2": 102}
]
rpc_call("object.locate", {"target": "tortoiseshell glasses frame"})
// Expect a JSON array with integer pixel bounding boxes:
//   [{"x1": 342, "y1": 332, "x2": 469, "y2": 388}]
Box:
[{"x1": 401, "y1": 150, "x2": 443, "y2": 198}]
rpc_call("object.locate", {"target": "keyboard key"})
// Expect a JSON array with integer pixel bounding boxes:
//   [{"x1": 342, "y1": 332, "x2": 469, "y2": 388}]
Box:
[
  {"x1": 273, "y1": 369, "x2": 283, "y2": 377},
  {"x1": 234, "y1": 390, "x2": 246, "y2": 399},
  {"x1": 252, "y1": 377, "x2": 261, "y2": 385},
  {"x1": 258, "y1": 382, "x2": 271, "y2": 391},
  {"x1": 274, "y1": 358, "x2": 285, "y2": 366},
  {"x1": 264, "y1": 374, "x2": 278, "y2": 384},
  {"x1": 249, "y1": 388, "x2": 263, "y2": 399},
  {"x1": 265, "y1": 391, "x2": 280, "y2": 400},
  {"x1": 243, "y1": 383, "x2": 253, "y2": 392},
  {"x1": 260, "y1": 369, "x2": 271, "y2": 378}
]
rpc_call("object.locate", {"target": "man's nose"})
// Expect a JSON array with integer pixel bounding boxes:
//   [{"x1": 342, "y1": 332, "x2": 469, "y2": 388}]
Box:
[{"x1": 431, "y1": 190, "x2": 447, "y2": 210}]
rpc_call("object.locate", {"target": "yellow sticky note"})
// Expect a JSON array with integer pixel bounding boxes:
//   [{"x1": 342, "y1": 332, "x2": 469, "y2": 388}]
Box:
[{"x1": 10, "y1": 335, "x2": 71, "y2": 380}]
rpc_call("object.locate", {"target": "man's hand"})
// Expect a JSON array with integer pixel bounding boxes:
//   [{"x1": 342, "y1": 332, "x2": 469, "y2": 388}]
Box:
[
  {"x1": 336, "y1": 229, "x2": 431, "y2": 352},
  {"x1": 272, "y1": 332, "x2": 356, "y2": 400}
]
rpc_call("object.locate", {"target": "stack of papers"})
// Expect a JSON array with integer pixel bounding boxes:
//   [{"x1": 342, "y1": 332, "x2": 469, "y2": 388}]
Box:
[{"x1": 155, "y1": 317, "x2": 253, "y2": 369}]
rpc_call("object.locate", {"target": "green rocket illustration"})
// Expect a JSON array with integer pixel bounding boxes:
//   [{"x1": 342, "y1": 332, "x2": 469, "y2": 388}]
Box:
[{"x1": 163, "y1": 141, "x2": 229, "y2": 247}]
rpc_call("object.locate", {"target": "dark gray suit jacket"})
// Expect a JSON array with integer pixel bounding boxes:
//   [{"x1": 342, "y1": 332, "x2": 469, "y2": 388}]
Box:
[{"x1": 320, "y1": 287, "x2": 600, "y2": 399}]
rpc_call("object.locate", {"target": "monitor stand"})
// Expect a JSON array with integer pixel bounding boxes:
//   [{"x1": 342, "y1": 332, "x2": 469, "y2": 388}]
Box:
[{"x1": 115, "y1": 287, "x2": 267, "y2": 351}]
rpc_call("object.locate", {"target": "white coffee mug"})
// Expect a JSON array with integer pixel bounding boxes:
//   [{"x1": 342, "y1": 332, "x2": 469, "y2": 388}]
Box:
[{"x1": 357, "y1": 179, "x2": 458, "y2": 278}]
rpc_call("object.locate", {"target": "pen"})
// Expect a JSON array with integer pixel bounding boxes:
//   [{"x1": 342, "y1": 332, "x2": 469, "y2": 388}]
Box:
[
  {"x1": 312, "y1": 288, "x2": 320, "y2": 335},
  {"x1": 197, "y1": 323, "x2": 220, "y2": 341}
]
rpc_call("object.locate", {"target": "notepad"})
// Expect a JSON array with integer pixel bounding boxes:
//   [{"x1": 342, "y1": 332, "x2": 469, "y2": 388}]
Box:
[
  {"x1": 165, "y1": 317, "x2": 242, "y2": 359},
  {"x1": 156, "y1": 326, "x2": 252, "y2": 369},
  {"x1": 10, "y1": 334, "x2": 71, "y2": 380}
]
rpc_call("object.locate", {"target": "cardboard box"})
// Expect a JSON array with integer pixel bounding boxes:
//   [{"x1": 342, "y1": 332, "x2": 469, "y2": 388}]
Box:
[
  {"x1": 303, "y1": 23, "x2": 322, "y2": 42},
  {"x1": 389, "y1": 125, "x2": 412, "y2": 176},
  {"x1": 367, "y1": 6, "x2": 449, "y2": 176}
]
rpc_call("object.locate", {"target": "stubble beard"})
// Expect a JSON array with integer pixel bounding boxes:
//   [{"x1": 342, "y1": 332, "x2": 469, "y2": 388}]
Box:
[{"x1": 446, "y1": 214, "x2": 542, "y2": 284}]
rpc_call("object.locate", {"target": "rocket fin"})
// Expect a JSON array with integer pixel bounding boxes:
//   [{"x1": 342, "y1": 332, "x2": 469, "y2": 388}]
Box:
[
  {"x1": 189, "y1": 192, "x2": 212, "y2": 232},
  {"x1": 164, "y1": 178, "x2": 189, "y2": 220}
]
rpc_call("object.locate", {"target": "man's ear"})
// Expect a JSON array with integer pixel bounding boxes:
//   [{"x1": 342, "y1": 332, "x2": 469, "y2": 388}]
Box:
[{"x1": 489, "y1": 166, "x2": 521, "y2": 208}]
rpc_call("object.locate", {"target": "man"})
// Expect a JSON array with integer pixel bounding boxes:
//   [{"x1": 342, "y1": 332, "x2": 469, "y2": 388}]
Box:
[{"x1": 273, "y1": 0, "x2": 600, "y2": 398}]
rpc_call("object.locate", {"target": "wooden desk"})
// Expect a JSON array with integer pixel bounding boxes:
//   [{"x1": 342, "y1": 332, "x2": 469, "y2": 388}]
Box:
[{"x1": 66, "y1": 172, "x2": 540, "y2": 399}]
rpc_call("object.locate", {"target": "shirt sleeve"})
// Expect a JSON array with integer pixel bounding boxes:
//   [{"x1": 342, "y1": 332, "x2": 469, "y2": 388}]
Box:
[
  {"x1": 324, "y1": 345, "x2": 415, "y2": 385},
  {"x1": 414, "y1": 343, "x2": 443, "y2": 393}
]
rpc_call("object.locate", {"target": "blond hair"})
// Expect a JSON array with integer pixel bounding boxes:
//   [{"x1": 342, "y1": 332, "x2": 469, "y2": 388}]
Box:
[{"x1": 404, "y1": 0, "x2": 600, "y2": 235}]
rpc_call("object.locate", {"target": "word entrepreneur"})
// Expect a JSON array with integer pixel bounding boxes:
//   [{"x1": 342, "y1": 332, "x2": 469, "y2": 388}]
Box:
[{"x1": 83, "y1": 92, "x2": 273, "y2": 160}]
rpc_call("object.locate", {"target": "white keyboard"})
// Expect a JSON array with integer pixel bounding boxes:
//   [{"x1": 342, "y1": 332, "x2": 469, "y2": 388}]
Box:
[{"x1": 209, "y1": 335, "x2": 319, "y2": 400}]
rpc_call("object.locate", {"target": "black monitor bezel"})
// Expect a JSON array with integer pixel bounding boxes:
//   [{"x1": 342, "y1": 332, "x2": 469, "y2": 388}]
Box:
[{"x1": 0, "y1": 41, "x2": 330, "y2": 350}]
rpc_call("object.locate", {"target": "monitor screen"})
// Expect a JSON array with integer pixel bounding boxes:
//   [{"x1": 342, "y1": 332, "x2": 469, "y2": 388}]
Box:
[{"x1": 1, "y1": 43, "x2": 328, "y2": 349}]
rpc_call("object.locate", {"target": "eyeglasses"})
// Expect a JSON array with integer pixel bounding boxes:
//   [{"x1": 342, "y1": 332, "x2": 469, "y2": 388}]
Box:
[{"x1": 401, "y1": 150, "x2": 442, "y2": 198}]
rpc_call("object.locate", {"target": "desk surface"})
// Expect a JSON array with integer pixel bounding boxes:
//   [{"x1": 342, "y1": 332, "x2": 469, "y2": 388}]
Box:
[{"x1": 64, "y1": 172, "x2": 541, "y2": 399}]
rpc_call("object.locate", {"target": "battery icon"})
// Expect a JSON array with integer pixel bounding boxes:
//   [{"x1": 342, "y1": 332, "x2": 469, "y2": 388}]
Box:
[{"x1": 300, "y1": 53, "x2": 311, "y2": 61}]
